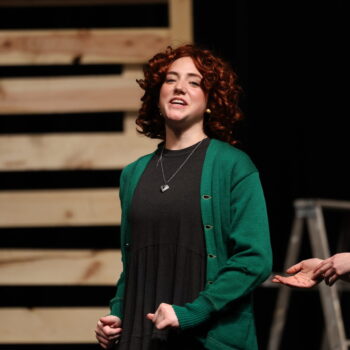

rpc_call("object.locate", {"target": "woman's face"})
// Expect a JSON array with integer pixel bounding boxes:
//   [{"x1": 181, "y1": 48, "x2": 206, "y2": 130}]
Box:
[{"x1": 159, "y1": 56, "x2": 207, "y2": 128}]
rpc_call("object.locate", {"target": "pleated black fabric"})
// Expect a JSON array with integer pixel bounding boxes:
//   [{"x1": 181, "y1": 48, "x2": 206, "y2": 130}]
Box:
[{"x1": 116, "y1": 138, "x2": 210, "y2": 350}]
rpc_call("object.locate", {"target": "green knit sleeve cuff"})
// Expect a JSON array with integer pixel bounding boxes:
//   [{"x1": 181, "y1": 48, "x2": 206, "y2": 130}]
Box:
[
  {"x1": 109, "y1": 297, "x2": 123, "y2": 320},
  {"x1": 172, "y1": 295, "x2": 214, "y2": 330}
]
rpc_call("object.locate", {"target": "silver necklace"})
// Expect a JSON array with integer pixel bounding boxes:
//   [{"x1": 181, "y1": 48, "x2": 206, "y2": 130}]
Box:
[{"x1": 158, "y1": 138, "x2": 205, "y2": 193}]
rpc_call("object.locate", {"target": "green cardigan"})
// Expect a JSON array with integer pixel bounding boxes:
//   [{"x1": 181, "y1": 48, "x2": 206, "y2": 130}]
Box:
[{"x1": 109, "y1": 138, "x2": 272, "y2": 350}]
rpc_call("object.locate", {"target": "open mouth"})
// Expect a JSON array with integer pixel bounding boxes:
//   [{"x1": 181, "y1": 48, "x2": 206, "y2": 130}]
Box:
[{"x1": 170, "y1": 98, "x2": 187, "y2": 106}]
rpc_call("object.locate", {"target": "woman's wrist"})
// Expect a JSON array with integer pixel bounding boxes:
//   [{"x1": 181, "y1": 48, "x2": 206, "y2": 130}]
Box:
[{"x1": 171, "y1": 298, "x2": 213, "y2": 330}]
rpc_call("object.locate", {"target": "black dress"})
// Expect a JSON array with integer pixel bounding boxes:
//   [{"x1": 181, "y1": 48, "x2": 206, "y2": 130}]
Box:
[{"x1": 116, "y1": 138, "x2": 210, "y2": 350}]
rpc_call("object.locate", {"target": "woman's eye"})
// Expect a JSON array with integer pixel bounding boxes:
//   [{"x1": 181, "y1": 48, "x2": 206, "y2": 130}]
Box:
[
  {"x1": 190, "y1": 81, "x2": 200, "y2": 86},
  {"x1": 166, "y1": 78, "x2": 175, "y2": 83}
]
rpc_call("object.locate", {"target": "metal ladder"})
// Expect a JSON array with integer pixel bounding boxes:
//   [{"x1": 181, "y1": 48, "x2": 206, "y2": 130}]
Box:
[{"x1": 267, "y1": 199, "x2": 350, "y2": 350}]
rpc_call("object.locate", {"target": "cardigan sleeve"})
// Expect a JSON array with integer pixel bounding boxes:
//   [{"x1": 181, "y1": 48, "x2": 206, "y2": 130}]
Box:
[
  {"x1": 108, "y1": 168, "x2": 128, "y2": 320},
  {"x1": 109, "y1": 270, "x2": 125, "y2": 319},
  {"x1": 172, "y1": 170, "x2": 272, "y2": 329}
]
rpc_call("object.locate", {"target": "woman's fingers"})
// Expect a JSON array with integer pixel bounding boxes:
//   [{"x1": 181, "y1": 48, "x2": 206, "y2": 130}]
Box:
[
  {"x1": 156, "y1": 319, "x2": 170, "y2": 330},
  {"x1": 97, "y1": 321, "x2": 120, "y2": 337},
  {"x1": 323, "y1": 267, "x2": 336, "y2": 279},
  {"x1": 96, "y1": 320, "x2": 105, "y2": 331},
  {"x1": 99, "y1": 315, "x2": 122, "y2": 327},
  {"x1": 313, "y1": 261, "x2": 339, "y2": 286},
  {"x1": 271, "y1": 276, "x2": 282, "y2": 283},
  {"x1": 96, "y1": 326, "x2": 121, "y2": 340},
  {"x1": 285, "y1": 262, "x2": 302, "y2": 274},
  {"x1": 103, "y1": 326, "x2": 122, "y2": 337},
  {"x1": 272, "y1": 273, "x2": 319, "y2": 288},
  {"x1": 95, "y1": 332, "x2": 110, "y2": 346},
  {"x1": 95, "y1": 330, "x2": 120, "y2": 349},
  {"x1": 272, "y1": 275, "x2": 301, "y2": 287},
  {"x1": 146, "y1": 313, "x2": 155, "y2": 321},
  {"x1": 95, "y1": 329, "x2": 110, "y2": 342},
  {"x1": 95, "y1": 328, "x2": 121, "y2": 341},
  {"x1": 324, "y1": 270, "x2": 338, "y2": 286},
  {"x1": 95, "y1": 323, "x2": 122, "y2": 349},
  {"x1": 313, "y1": 263, "x2": 335, "y2": 282},
  {"x1": 313, "y1": 260, "x2": 331, "y2": 276},
  {"x1": 95, "y1": 315, "x2": 122, "y2": 349},
  {"x1": 272, "y1": 275, "x2": 290, "y2": 284},
  {"x1": 146, "y1": 303, "x2": 179, "y2": 329},
  {"x1": 326, "y1": 274, "x2": 339, "y2": 286}
]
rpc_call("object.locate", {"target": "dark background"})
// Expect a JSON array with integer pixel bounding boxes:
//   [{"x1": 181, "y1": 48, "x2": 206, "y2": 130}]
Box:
[{"x1": 0, "y1": 1, "x2": 348, "y2": 349}]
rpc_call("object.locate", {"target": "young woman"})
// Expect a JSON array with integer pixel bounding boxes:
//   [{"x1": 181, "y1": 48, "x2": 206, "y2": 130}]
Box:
[{"x1": 95, "y1": 44, "x2": 272, "y2": 350}]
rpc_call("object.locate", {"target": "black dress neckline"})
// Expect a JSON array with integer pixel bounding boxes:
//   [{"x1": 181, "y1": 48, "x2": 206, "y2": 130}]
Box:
[{"x1": 158, "y1": 137, "x2": 210, "y2": 158}]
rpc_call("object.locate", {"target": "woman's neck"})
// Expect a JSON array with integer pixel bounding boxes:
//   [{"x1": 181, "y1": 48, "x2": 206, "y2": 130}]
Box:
[{"x1": 164, "y1": 124, "x2": 207, "y2": 150}]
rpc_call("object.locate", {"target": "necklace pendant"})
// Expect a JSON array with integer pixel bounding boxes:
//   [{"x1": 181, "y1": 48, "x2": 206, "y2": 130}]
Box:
[{"x1": 160, "y1": 184, "x2": 170, "y2": 192}]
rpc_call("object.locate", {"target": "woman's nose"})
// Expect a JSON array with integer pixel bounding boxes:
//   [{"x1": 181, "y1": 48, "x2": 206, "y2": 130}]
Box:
[{"x1": 174, "y1": 80, "x2": 186, "y2": 94}]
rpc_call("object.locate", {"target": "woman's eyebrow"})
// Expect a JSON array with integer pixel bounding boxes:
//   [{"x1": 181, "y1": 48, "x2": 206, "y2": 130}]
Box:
[{"x1": 166, "y1": 71, "x2": 202, "y2": 79}]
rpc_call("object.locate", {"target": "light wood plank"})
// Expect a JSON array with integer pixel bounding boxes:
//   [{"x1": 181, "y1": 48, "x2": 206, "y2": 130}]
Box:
[
  {"x1": 169, "y1": 0, "x2": 193, "y2": 45},
  {"x1": 0, "y1": 188, "x2": 121, "y2": 227},
  {"x1": 0, "y1": 75, "x2": 143, "y2": 114},
  {"x1": 0, "y1": 114, "x2": 158, "y2": 170},
  {"x1": 0, "y1": 307, "x2": 110, "y2": 343},
  {"x1": 0, "y1": 0, "x2": 167, "y2": 6},
  {"x1": 0, "y1": 29, "x2": 170, "y2": 65},
  {"x1": 0, "y1": 249, "x2": 122, "y2": 285}
]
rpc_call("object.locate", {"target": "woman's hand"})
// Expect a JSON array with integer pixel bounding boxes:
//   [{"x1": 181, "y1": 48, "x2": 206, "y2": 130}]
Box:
[
  {"x1": 95, "y1": 315, "x2": 122, "y2": 349},
  {"x1": 272, "y1": 258, "x2": 323, "y2": 288},
  {"x1": 313, "y1": 253, "x2": 350, "y2": 286},
  {"x1": 146, "y1": 303, "x2": 179, "y2": 329}
]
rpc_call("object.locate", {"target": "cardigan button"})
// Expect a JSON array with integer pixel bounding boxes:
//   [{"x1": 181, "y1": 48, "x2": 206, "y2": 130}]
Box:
[
  {"x1": 207, "y1": 280, "x2": 213, "y2": 285},
  {"x1": 208, "y1": 254, "x2": 216, "y2": 258},
  {"x1": 124, "y1": 242, "x2": 130, "y2": 249},
  {"x1": 202, "y1": 194, "x2": 212, "y2": 199},
  {"x1": 205, "y1": 225, "x2": 213, "y2": 230}
]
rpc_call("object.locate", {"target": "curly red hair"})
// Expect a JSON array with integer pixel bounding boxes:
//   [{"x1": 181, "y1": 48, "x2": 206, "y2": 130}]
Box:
[{"x1": 136, "y1": 44, "x2": 243, "y2": 145}]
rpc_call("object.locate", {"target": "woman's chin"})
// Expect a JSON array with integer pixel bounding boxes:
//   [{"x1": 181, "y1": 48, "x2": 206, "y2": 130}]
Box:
[{"x1": 164, "y1": 114, "x2": 188, "y2": 123}]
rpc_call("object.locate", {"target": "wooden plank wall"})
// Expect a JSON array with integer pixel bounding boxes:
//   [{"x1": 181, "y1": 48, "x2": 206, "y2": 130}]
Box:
[{"x1": 0, "y1": 0, "x2": 192, "y2": 346}]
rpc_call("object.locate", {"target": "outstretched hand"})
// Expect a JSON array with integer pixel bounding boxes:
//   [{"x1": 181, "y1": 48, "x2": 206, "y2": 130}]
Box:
[
  {"x1": 146, "y1": 303, "x2": 179, "y2": 330},
  {"x1": 272, "y1": 258, "x2": 324, "y2": 288}
]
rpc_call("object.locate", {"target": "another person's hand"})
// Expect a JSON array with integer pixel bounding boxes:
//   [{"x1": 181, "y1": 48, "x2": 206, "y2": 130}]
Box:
[
  {"x1": 146, "y1": 303, "x2": 179, "y2": 329},
  {"x1": 95, "y1": 315, "x2": 122, "y2": 349},
  {"x1": 272, "y1": 258, "x2": 323, "y2": 288},
  {"x1": 313, "y1": 253, "x2": 350, "y2": 286}
]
